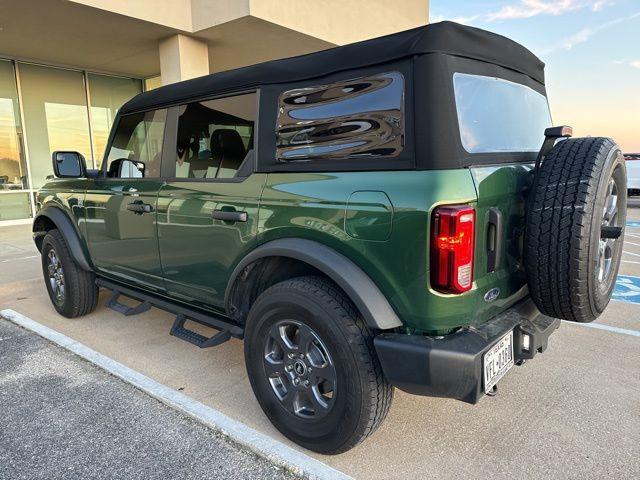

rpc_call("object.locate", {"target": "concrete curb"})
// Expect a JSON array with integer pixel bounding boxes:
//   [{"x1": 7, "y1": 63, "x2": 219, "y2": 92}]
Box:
[{"x1": 0, "y1": 309, "x2": 352, "y2": 480}]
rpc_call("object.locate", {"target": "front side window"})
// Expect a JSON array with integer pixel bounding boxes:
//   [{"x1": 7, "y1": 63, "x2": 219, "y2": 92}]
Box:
[
  {"x1": 276, "y1": 71, "x2": 405, "y2": 161},
  {"x1": 453, "y1": 73, "x2": 551, "y2": 154},
  {"x1": 175, "y1": 92, "x2": 256, "y2": 179},
  {"x1": 105, "y1": 109, "x2": 167, "y2": 178}
]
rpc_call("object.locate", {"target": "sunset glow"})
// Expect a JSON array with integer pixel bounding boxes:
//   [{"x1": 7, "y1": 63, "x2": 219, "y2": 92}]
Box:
[{"x1": 432, "y1": 0, "x2": 640, "y2": 152}]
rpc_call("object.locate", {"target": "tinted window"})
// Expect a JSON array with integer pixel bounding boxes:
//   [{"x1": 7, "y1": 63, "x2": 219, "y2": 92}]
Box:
[
  {"x1": 175, "y1": 92, "x2": 256, "y2": 179},
  {"x1": 276, "y1": 72, "x2": 404, "y2": 161},
  {"x1": 453, "y1": 73, "x2": 551, "y2": 153},
  {"x1": 105, "y1": 109, "x2": 166, "y2": 178}
]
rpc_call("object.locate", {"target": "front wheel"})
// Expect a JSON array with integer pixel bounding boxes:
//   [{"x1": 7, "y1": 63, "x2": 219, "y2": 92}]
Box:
[
  {"x1": 41, "y1": 229, "x2": 98, "y2": 318},
  {"x1": 244, "y1": 276, "x2": 393, "y2": 454}
]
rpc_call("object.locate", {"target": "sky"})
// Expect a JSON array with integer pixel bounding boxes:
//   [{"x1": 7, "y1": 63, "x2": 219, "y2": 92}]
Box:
[{"x1": 430, "y1": 0, "x2": 640, "y2": 152}]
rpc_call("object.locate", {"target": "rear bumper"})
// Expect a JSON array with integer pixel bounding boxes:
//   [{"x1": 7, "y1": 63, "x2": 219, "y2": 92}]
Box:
[{"x1": 374, "y1": 298, "x2": 560, "y2": 404}]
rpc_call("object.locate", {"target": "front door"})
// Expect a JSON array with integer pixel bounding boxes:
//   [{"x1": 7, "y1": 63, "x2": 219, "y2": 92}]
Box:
[
  {"x1": 85, "y1": 108, "x2": 168, "y2": 294},
  {"x1": 156, "y1": 92, "x2": 263, "y2": 311}
]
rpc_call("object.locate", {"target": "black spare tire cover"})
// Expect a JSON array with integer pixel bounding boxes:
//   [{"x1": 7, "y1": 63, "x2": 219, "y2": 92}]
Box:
[{"x1": 525, "y1": 137, "x2": 626, "y2": 322}]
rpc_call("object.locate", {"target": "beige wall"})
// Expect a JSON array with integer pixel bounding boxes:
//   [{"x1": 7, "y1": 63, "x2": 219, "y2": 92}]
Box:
[
  {"x1": 251, "y1": 0, "x2": 429, "y2": 45},
  {"x1": 159, "y1": 35, "x2": 210, "y2": 84},
  {"x1": 190, "y1": 0, "x2": 251, "y2": 32},
  {"x1": 70, "y1": 0, "x2": 193, "y2": 31},
  {"x1": 69, "y1": 0, "x2": 428, "y2": 44}
]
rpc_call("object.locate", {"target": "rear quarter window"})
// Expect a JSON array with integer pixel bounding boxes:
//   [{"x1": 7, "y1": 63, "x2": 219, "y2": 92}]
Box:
[
  {"x1": 453, "y1": 73, "x2": 551, "y2": 154},
  {"x1": 275, "y1": 71, "x2": 404, "y2": 161}
]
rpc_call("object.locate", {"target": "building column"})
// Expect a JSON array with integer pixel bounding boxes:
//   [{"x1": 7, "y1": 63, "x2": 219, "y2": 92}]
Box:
[{"x1": 159, "y1": 34, "x2": 209, "y2": 85}]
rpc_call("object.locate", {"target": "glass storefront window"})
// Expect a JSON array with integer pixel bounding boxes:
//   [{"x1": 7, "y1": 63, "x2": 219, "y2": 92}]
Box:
[
  {"x1": 87, "y1": 74, "x2": 142, "y2": 167},
  {"x1": 19, "y1": 63, "x2": 93, "y2": 188},
  {"x1": 0, "y1": 60, "x2": 142, "y2": 222},
  {"x1": 0, "y1": 60, "x2": 31, "y2": 220}
]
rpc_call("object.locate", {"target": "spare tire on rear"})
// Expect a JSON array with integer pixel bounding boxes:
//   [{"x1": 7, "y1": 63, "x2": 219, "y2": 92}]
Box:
[{"x1": 525, "y1": 137, "x2": 626, "y2": 323}]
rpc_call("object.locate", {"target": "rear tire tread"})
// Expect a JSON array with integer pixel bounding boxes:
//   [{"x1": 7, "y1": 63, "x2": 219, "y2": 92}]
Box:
[{"x1": 525, "y1": 137, "x2": 622, "y2": 322}]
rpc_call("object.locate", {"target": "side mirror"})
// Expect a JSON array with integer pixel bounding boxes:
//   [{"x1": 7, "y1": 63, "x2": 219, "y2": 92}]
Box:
[{"x1": 52, "y1": 151, "x2": 86, "y2": 178}]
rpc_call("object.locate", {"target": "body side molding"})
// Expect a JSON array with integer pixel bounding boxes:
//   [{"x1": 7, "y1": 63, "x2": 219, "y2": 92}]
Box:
[{"x1": 225, "y1": 238, "x2": 403, "y2": 330}]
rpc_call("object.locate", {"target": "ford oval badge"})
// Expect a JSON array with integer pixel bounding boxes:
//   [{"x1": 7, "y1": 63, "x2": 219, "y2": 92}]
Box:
[{"x1": 484, "y1": 288, "x2": 500, "y2": 303}]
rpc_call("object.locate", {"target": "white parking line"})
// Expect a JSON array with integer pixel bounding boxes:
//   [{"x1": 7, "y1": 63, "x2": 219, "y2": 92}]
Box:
[
  {"x1": 0, "y1": 309, "x2": 352, "y2": 480},
  {"x1": 623, "y1": 251, "x2": 640, "y2": 258},
  {"x1": 0, "y1": 255, "x2": 39, "y2": 263},
  {"x1": 563, "y1": 321, "x2": 640, "y2": 338},
  {"x1": 623, "y1": 241, "x2": 640, "y2": 248}
]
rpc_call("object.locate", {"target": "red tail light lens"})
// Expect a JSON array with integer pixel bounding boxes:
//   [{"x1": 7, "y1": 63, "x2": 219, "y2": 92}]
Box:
[{"x1": 430, "y1": 205, "x2": 475, "y2": 294}]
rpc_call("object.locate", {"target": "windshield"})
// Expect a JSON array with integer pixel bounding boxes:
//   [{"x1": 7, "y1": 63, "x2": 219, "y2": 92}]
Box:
[{"x1": 453, "y1": 73, "x2": 551, "y2": 154}]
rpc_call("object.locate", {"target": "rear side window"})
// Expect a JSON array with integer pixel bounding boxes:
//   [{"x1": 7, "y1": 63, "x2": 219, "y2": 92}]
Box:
[
  {"x1": 105, "y1": 109, "x2": 167, "y2": 178},
  {"x1": 174, "y1": 92, "x2": 256, "y2": 179},
  {"x1": 276, "y1": 71, "x2": 404, "y2": 162},
  {"x1": 453, "y1": 73, "x2": 551, "y2": 153}
]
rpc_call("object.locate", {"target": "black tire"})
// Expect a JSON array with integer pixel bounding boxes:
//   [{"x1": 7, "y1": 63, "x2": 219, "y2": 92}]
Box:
[
  {"x1": 244, "y1": 276, "x2": 393, "y2": 454},
  {"x1": 525, "y1": 137, "x2": 626, "y2": 322},
  {"x1": 41, "y1": 229, "x2": 98, "y2": 318}
]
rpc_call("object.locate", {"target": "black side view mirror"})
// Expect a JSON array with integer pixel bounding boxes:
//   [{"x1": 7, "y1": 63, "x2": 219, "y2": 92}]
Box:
[{"x1": 52, "y1": 151, "x2": 86, "y2": 178}]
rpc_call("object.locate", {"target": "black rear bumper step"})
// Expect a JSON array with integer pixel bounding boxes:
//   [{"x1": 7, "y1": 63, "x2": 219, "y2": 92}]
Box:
[
  {"x1": 374, "y1": 297, "x2": 560, "y2": 404},
  {"x1": 96, "y1": 278, "x2": 243, "y2": 343}
]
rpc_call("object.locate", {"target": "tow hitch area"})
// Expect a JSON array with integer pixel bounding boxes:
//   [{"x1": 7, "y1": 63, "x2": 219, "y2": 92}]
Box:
[{"x1": 374, "y1": 298, "x2": 560, "y2": 404}]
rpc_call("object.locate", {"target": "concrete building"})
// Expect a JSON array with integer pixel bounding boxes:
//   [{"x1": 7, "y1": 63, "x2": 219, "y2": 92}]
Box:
[{"x1": 0, "y1": 0, "x2": 428, "y2": 224}]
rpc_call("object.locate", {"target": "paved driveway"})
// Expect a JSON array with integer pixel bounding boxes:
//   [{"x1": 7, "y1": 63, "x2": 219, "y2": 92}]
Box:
[{"x1": 1, "y1": 209, "x2": 639, "y2": 479}]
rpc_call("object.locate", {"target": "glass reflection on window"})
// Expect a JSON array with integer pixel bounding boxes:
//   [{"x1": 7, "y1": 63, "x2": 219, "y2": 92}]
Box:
[
  {"x1": 453, "y1": 73, "x2": 552, "y2": 153},
  {"x1": 276, "y1": 71, "x2": 404, "y2": 161}
]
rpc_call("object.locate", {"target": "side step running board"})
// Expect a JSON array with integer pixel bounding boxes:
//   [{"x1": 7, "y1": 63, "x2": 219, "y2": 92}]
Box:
[
  {"x1": 106, "y1": 289, "x2": 151, "y2": 316},
  {"x1": 170, "y1": 314, "x2": 232, "y2": 348},
  {"x1": 96, "y1": 279, "x2": 244, "y2": 349}
]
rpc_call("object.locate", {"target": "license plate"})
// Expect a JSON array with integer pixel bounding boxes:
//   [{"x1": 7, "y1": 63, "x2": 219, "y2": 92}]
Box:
[{"x1": 483, "y1": 330, "x2": 514, "y2": 393}]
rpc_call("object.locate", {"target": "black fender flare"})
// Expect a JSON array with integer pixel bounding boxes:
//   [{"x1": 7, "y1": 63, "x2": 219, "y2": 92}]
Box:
[
  {"x1": 225, "y1": 238, "x2": 403, "y2": 330},
  {"x1": 33, "y1": 205, "x2": 93, "y2": 272}
]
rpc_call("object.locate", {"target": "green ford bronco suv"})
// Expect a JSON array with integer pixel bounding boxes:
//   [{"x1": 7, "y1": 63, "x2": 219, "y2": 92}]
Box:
[{"x1": 33, "y1": 22, "x2": 626, "y2": 454}]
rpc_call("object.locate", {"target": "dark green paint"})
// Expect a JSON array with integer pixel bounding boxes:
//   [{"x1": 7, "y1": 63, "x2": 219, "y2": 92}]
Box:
[{"x1": 36, "y1": 163, "x2": 531, "y2": 333}]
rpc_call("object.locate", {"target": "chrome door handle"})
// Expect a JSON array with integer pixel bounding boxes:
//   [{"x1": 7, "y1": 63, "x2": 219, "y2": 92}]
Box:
[{"x1": 212, "y1": 209, "x2": 247, "y2": 222}]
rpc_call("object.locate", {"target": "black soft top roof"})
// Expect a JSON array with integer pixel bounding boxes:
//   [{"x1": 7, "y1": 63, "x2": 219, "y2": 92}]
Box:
[{"x1": 121, "y1": 21, "x2": 544, "y2": 115}]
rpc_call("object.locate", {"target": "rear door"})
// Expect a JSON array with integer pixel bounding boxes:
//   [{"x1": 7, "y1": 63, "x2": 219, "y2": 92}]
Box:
[
  {"x1": 471, "y1": 164, "x2": 531, "y2": 316},
  {"x1": 156, "y1": 92, "x2": 265, "y2": 312},
  {"x1": 85, "y1": 109, "x2": 168, "y2": 294}
]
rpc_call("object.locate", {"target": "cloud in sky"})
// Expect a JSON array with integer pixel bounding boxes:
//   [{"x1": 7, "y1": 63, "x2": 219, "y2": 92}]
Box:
[
  {"x1": 631, "y1": 61, "x2": 640, "y2": 69},
  {"x1": 432, "y1": 1, "x2": 616, "y2": 24},
  {"x1": 542, "y1": 11, "x2": 640, "y2": 53}
]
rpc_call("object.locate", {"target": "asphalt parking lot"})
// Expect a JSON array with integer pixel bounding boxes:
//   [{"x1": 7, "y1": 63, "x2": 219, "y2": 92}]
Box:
[
  {"x1": 1, "y1": 207, "x2": 639, "y2": 479},
  {"x1": 0, "y1": 320, "x2": 299, "y2": 480}
]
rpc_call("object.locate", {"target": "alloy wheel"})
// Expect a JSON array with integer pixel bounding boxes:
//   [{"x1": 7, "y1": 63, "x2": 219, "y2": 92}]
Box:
[
  {"x1": 263, "y1": 320, "x2": 337, "y2": 420},
  {"x1": 47, "y1": 248, "x2": 65, "y2": 306},
  {"x1": 598, "y1": 177, "x2": 621, "y2": 284}
]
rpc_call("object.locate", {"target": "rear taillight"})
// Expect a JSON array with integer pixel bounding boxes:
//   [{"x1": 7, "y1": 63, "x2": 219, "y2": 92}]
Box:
[{"x1": 430, "y1": 205, "x2": 475, "y2": 294}]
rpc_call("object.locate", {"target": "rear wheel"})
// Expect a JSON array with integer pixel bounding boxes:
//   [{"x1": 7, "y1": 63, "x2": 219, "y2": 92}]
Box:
[
  {"x1": 41, "y1": 229, "x2": 98, "y2": 318},
  {"x1": 525, "y1": 137, "x2": 626, "y2": 322},
  {"x1": 244, "y1": 276, "x2": 393, "y2": 454}
]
